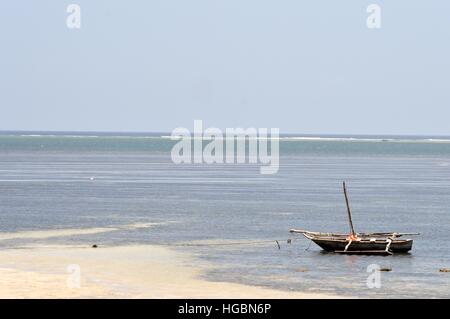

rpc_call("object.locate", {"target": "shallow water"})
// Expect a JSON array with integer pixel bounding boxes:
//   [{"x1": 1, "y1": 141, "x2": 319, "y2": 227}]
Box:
[{"x1": 0, "y1": 132, "x2": 449, "y2": 298}]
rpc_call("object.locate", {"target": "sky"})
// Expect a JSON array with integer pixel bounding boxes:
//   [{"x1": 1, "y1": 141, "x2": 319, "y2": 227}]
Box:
[{"x1": 0, "y1": 1, "x2": 449, "y2": 134}]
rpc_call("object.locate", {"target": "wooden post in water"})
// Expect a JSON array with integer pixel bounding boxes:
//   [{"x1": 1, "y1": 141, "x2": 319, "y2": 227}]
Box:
[{"x1": 343, "y1": 181, "x2": 356, "y2": 236}]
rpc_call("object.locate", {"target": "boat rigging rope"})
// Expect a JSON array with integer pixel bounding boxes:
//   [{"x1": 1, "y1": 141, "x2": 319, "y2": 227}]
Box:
[
  {"x1": 305, "y1": 239, "x2": 312, "y2": 251},
  {"x1": 162, "y1": 237, "x2": 303, "y2": 249}
]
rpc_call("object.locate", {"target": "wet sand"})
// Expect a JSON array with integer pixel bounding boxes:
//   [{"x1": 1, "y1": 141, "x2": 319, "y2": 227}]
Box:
[
  {"x1": 0, "y1": 223, "x2": 156, "y2": 241},
  {"x1": 0, "y1": 244, "x2": 340, "y2": 299}
]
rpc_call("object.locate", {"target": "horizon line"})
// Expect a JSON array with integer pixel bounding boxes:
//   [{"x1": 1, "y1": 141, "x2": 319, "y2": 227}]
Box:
[{"x1": 1, "y1": 129, "x2": 450, "y2": 137}]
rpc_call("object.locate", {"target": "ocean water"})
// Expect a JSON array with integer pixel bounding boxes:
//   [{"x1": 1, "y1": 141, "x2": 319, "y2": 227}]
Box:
[{"x1": 0, "y1": 132, "x2": 450, "y2": 298}]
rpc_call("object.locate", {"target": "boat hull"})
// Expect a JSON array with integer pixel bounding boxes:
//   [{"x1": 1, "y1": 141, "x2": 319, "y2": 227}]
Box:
[{"x1": 311, "y1": 238, "x2": 413, "y2": 253}]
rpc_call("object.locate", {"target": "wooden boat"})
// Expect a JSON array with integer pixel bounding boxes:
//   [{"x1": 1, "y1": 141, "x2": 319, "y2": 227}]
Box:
[
  {"x1": 289, "y1": 229, "x2": 416, "y2": 255},
  {"x1": 289, "y1": 182, "x2": 419, "y2": 255}
]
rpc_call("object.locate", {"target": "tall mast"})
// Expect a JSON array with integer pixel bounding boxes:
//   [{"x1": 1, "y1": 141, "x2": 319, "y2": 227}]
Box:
[{"x1": 343, "y1": 181, "x2": 356, "y2": 236}]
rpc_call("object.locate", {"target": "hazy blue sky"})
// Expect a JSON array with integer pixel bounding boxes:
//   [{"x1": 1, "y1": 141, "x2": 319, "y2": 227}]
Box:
[{"x1": 1, "y1": 1, "x2": 449, "y2": 134}]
